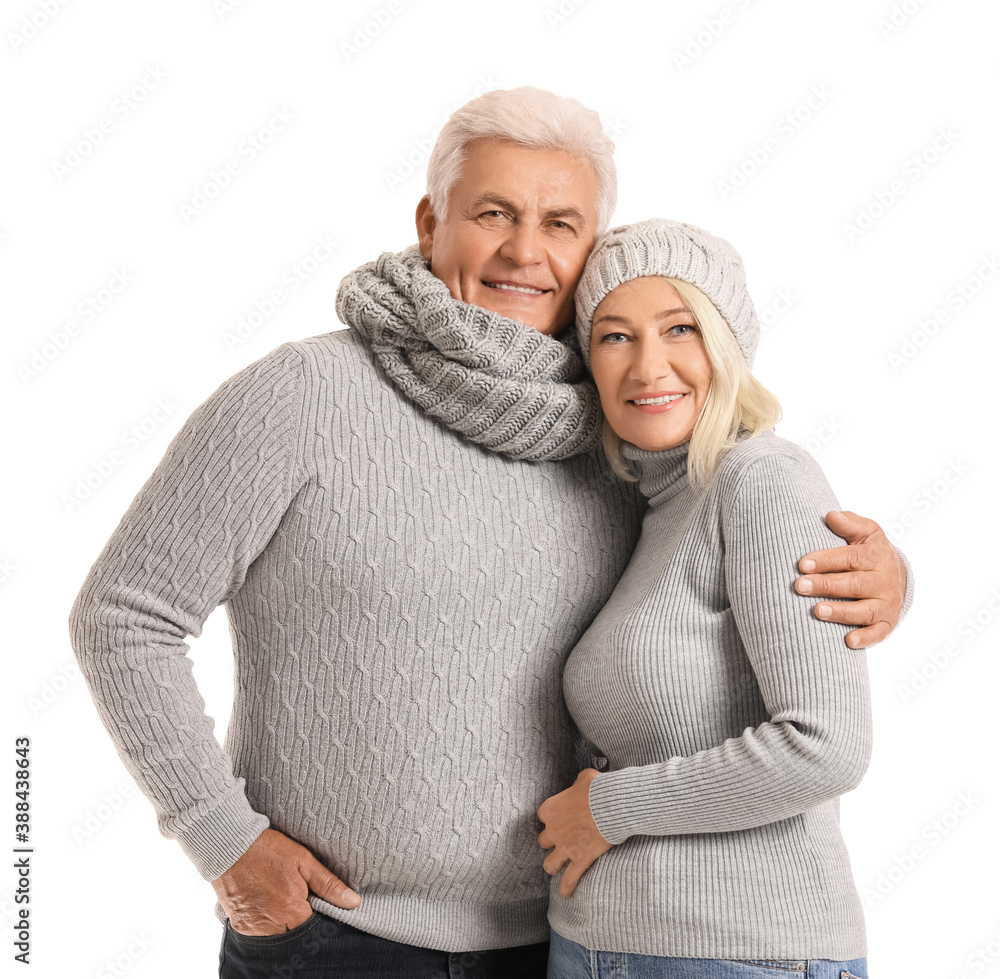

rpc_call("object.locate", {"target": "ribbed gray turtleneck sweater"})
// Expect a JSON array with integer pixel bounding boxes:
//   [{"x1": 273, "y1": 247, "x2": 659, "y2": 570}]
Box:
[
  {"x1": 549, "y1": 431, "x2": 871, "y2": 960},
  {"x1": 68, "y1": 330, "x2": 644, "y2": 952}
]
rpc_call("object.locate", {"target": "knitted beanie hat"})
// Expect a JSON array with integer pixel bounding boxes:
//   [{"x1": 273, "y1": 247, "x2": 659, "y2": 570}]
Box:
[{"x1": 575, "y1": 218, "x2": 759, "y2": 369}]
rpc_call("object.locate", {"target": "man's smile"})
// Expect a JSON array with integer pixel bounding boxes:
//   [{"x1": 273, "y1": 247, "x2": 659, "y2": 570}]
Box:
[{"x1": 482, "y1": 280, "x2": 550, "y2": 296}]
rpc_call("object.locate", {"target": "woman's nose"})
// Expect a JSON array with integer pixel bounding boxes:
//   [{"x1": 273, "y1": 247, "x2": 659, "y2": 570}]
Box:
[{"x1": 629, "y1": 337, "x2": 671, "y2": 384}]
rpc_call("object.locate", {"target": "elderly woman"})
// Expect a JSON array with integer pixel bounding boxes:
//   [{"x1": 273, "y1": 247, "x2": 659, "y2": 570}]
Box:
[{"x1": 537, "y1": 219, "x2": 871, "y2": 979}]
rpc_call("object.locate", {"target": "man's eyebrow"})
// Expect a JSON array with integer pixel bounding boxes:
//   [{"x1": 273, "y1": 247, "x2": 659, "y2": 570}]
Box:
[
  {"x1": 469, "y1": 194, "x2": 519, "y2": 213},
  {"x1": 468, "y1": 195, "x2": 589, "y2": 227},
  {"x1": 594, "y1": 307, "x2": 691, "y2": 325},
  {"x1": 543, "y1": 206, "x2": 588, "y2": 227}
]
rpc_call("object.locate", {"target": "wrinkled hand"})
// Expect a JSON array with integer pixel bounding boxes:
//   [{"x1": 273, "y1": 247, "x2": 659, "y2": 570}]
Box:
[
  {"x1": 537, "y1": 769, "x2": 612, "y2": 899},
  {"x1": 795, "y1": 510, "x2": 907, "y2": 649},
  {"x1": 212, "y1": 828, "x2": 360, "y2": 936}
]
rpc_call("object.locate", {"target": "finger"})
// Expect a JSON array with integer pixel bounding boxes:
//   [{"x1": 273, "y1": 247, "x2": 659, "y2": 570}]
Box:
[
  {"x1": 813, "y1": 601, "x2": 893, "y2": 648},
  {"x1": 798, "y1": 543, "x2": 875, "y2": 576},
  {"x1": 823, "y1": 510, "x2": 883, "y2": 543},
  {"x1": 795, "y1": 570, "x2": 882, "y2": 600},
  {"x1": 560, "y1": 863, "x2": 584, "y2": 899},
  {"x1": 814, "y1": 598, "x2": 886, "y2": 627},
  {"x1": 542, "y1": 850, "x2": 569, "y2": 876},
  {"x1": 845, "y1": 621, "x2": 893, "y2": 649},
  {"x1": 538, "y1": 828, "x2": 553, "y2": 850},
  {"x1": 300, "y1": 857, "x2": 361, "y2": 910}
]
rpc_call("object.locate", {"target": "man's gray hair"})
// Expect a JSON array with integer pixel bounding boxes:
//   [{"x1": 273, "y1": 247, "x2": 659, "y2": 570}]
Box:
[{"x1": 426, "y1": 86, "x2": 617, "y2": 235}]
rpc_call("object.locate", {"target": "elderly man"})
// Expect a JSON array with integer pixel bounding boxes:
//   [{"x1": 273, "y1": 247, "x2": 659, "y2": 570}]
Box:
[{"x1": 70, "y1": 87, "x2": 909, "y2": 979}]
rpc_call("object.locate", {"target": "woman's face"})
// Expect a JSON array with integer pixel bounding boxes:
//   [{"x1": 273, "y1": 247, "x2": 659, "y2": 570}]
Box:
[{"x1": 590, "y1": 276, "x2": 712, "y2": 452}]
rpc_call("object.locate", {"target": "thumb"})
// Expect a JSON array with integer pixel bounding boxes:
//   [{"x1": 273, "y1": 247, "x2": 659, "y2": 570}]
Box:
[
  {"x1": 824, "y1": 509, "x2": 877, "y2": 543},
  {"x1": 299, "y1": 853, "x2": 361, "y2": 910}
]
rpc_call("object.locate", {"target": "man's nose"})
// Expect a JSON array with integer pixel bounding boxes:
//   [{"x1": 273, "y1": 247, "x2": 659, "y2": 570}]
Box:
[{"x1": 498, "y1": 222, "x2": 544, "y2": 266}]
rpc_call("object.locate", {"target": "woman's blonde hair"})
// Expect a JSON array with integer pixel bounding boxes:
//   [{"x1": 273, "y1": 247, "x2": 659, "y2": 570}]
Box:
[{"x1": 602, "y1": 277, "x2": 782, "y2": 487}]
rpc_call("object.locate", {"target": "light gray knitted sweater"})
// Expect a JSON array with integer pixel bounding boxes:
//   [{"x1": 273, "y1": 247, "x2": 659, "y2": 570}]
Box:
[
  {"x1": 549, "y1": 431, "x2": 871, "y2": 959},
  {"x1": 68, "y1": 327, "x2": 643, "y2": 952}
]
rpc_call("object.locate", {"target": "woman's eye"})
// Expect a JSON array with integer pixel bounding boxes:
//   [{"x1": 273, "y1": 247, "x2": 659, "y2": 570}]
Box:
[
  {"x1": 601, "y1": 332, "x2": 628, "y2": 343},
  {"x1": 667, "y1": 324, "x2": 697, "y2": 337}
]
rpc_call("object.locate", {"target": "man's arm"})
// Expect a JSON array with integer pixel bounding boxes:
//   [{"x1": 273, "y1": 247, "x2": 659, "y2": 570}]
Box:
[
  {"x1": 794, "y1": 510, "x2": 913, "y2": 649},
  {"x1": 69, "y1": 344, "x2": 359, "y2": 934}
]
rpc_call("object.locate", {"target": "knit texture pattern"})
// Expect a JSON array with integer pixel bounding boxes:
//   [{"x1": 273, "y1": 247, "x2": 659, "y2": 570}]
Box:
[
  {"x1": 337, "y1": 245, "x2": 603, "y2": 460},
  {"x1": 575, "y1": 219, "x2": 760, "y2": 368},
  {"x1": 549, "y1": 431, "x2": 871, "y2": 959},
  {"x1": 69, "y1": 330, "x2": 643, "y2": 952}
]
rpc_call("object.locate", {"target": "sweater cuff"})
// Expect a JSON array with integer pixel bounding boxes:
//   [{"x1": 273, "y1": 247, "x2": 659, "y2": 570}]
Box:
[
  {"x1": 588, "y1": 769, "x2": 646, "y2": 845},
  {"x1": 172, "y1": 787, "x2": 270, "y2": 880},
  {"x1": 894, "y1": 544, "x2": 915, "y2": 624}
]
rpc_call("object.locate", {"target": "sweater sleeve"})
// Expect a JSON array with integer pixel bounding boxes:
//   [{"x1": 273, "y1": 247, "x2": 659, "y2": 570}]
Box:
[
  {"x1": 588, "y1": 443, "x2": 872, "y2": 844},
  {"x1": 894, "y1": 544, "x2": 916, "y2": 624},
  {"x1": 68, "y1": 343, "x2": 306, "y2": 879}
]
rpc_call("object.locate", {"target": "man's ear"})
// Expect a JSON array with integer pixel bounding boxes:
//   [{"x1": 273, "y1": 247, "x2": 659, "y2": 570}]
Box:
[{"x1": 416, "y1": 196, "x2": 436, "y2": 260}]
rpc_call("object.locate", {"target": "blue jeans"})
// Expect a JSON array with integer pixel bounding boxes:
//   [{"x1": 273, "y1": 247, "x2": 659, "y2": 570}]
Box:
[
  {"x1": 218, "y1": 912, "x2": 549, "y2": 978},
  {"x1": 548, "y1": 931, "x2": 867, "y2": 979}
]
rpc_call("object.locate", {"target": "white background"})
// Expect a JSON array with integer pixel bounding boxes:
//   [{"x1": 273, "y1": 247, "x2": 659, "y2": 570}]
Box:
[{"x1": 3, "y1": 0, "x2": 998, "y2": 975}]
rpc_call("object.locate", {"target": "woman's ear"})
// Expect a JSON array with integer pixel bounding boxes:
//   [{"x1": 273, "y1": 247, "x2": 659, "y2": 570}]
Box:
[{"x1": 415, "y1": 196, "x2": 436, "y2": 261}]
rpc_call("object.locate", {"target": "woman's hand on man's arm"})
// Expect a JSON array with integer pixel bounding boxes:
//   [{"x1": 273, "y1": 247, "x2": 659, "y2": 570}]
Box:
[{"x1": 794, "y1": 510, "x2": 909, "y2": 649}]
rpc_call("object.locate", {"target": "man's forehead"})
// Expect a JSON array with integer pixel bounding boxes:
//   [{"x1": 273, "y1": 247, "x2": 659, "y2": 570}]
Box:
[{"x1": 456, "y1": 141, "x2": 600, "y2": 213}]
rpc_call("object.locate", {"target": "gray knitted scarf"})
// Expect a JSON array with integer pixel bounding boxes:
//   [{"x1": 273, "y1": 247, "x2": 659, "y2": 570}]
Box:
[{"x1": 336, "y1": 245, "x2": 603, "y2": 462}]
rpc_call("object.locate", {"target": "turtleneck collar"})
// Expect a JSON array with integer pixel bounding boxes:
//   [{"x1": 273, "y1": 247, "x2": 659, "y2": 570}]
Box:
[{"x1": 621, "y1": 441, "x2": 691, "y2": 505}]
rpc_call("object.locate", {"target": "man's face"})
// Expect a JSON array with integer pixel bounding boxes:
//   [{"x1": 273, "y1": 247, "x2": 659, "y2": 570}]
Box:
[{"x1": 416, "y1": 139, "x2": 601, "y2": 336}]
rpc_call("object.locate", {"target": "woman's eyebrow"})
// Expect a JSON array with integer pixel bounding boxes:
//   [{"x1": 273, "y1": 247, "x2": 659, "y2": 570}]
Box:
[{"x1": 594, "y1": 307, "x2": 691, "y2": 326}]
